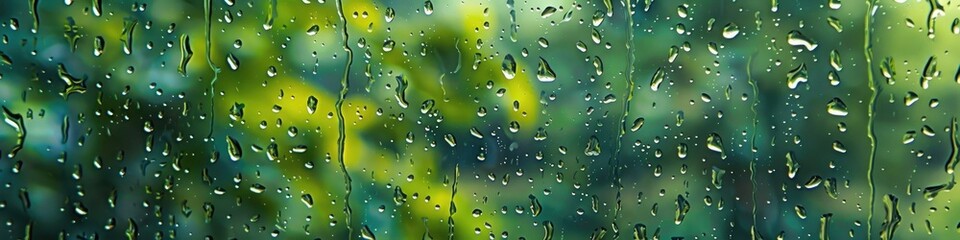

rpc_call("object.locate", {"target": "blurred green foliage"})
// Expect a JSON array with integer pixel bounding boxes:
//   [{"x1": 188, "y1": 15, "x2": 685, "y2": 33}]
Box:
[{"x1": 1, "y1": 0, "x2": 960, "y2": 239}]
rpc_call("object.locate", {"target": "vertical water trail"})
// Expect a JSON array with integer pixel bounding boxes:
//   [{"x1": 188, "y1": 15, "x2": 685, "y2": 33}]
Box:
[
  {"x1": 943, "y1": 117, "x2": 960, "y2": 201},
  {"x1": 864, "y1": 0, "x2": 879, "y2": 238},
  {"x1": 443, "y1": 38, "x2": 462, "y2": 99},
  {"x1": 611, "y1": 0, "x2": 635, "y2": 221},
  {"x1": 422, "y1": 218, "x2": 432, "y2": 240},
  {"x1": 435, "y1": 38, "x2": 460, "y2": 99},
  {"x1": 178, "y1": 34, "x2": 193, "y2": 77},
  {"x1": 447, "y1": 164, "x2": 460, "y2": 240},
  {"x1": 204, "y1": 0, "x2": 222, "y2": 139},
  {"x1": 820, "y1": 214, "x2": 833, "y2": 240},
  {"x1": 747, "y1": 52, "x2": 760, "y2": 237},
  {"x1": 507, "y1": 0, "x2": 517, "y2": 42},
  {"x1": 92, "y1": 0, "x2": 103, "y2": 17},
  {"x1": 61, "y1": 115, "x2": 69, "y2": 144},
  {"x1": 2, "y1": 106, "x2": 26, "y2": 158},
  {"x1": 946, "y1": 117, "x2": 958, "y2": 176},
  {"x1": 333, "y1": 0, "x2": 355, "y2": 237},
  {"x1": 452, "y1": 38, "x2": 462, "y2": 74},
  {"x1": 29, "y1": 0, "x2": 39, "y2": 33},
  {"x1": 263, "y1": 0, "x2": 278, "y2": 30}
]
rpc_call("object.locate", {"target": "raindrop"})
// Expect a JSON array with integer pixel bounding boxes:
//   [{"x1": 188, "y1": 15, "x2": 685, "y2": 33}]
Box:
[{"x1": 536, "y1": 57, "x2": 556, "y2": 82}]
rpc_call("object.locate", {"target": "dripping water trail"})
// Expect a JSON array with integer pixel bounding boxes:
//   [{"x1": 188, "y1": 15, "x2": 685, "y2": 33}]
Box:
[
  {"x1": 30, "y1": 0, "x2": 40, "y2": 52},
  {"x1": 441, "y1": 38, "x2": 462, "y2": 100},
  {"x1": 29, "y1": 0, "x2": 39, "y2": 33},
  {"x1": 434, "y1": 38, "x2": 460, "y2": 100},
  {"x1": 864, "y1": 0, "x2": 879, "y2": 238},
  {"x1": 507, "y1": 0, "x2": 517, "y2": 42},
  {"x1": 946, "y1": 117, "x2": 959, "y2": 178},
  {"x1": 204, "y1": 0, "x2": 221, "y2": 139},
  {"x1": 447, "y1": 164, "x2": 460, "y2": 240},
  {"x1": 611, "y1": 0, "x2": 635, "y2": 221},
  {"x1": 747, "y1": 51, "x2": 760, "y2": 236},
  {"x1": 2, "y1": 106, "x2": 26, "y2": 158},
  {"x1": 263, "y1": 0, "x2": 278, "y2": 30},
  {"x1": 334, "y1": 0, "x2": 355, "y2": 237},
  {"x1": 452, "y1": 38, "x2": 462, "y2": 74}
]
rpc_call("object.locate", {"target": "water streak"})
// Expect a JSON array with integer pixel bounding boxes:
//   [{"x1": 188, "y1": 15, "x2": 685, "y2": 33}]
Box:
[
  {"x1": 333, "y1": 0, "x2": 356, "y2": 237},
  {"x1": 864, "y1": 0, "x2": 879, "y2": 238},
  {"x1": 204, "y1": 0, "x2": 222, "y2": 139}
]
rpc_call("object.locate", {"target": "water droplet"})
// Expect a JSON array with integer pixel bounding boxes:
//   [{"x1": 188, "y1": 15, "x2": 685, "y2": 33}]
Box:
[
  {"x1": 593, "y1": 56, "x2": 603, "y2": 75},
  {"x1": 382, "y1": 39, "x2": 395, "y2": 52},
  {"x1": 92, "y1": 0, "x2": 103, "y2": 16},
  {"x1": 631, "y1": 117, "x2": 645, "y2": 132},
  {"x1": 538, "y1": 37, "x2": 550, "y2": 48},
  {"x1": 832, "y1": 141, "x2": 847, "y2": 153},
  {"x1": 650, "y1": 67, "x2": 665, "y2": 91},
  {"x1": 828, "y1": 0, "x2": 841, "y2": 9},
  {"x1": 266, "y1": 142, "x2": 279, "y2": 161},
  {"x1": 585, "y1": 136, "x2": 601, "y2": 156},
  {"x1": 395, "y1": 75, "x2": 409, "y2": 108},
  {"x1": 226, "y1": 136, "x2": 242, "y2": 161},
  {"x1": 787, "y1": 30, "x2": 818, "y2": 51},
  {"x1": 819, "y1": 213, "x2": 833, "y2": 240},
  {"x1": 385, "y1": 8, "x2": 396, "y2": 22},
  {"x1": 361, "y1": 225, "x2": 377, "y2": 239},
  {"x1": 541, "y1": 6, "x2": 557, "y2": 18},
  {"x1": 227, "y1": 53, "x2": 240, "y2": 71},
  {"x1": 178, "y1": 34, "x2": 193, "y2": 76},
  {"x1": 826, "y1": 98, "x2": 848, "y2": 116},
  {"x1": 536, "y1": 57, "x2": 556, "y2": 82},
  {"x1": 827, "y1": 16, "x2": 843, "y2": 32},
  {"x1": 306, "y1": 96, "x2": 318, "y2": 114},
  {"x1": 423, "y1": 1, "x2": 434, "y2": 15},
  {"x1": 509, "y1": 121, "x2": 520, "y2": 133},
  {"x1": 879, "y1": 194, "x2": 902, "y2": 240},
  {"x1": 823, "y1": 177, "x2": 839, "y2": 199},
  {"x1": 301, "y1": 194, "x2": 314, "y2": 208},
  {"x1": 306, "y1": 25, "x2": 320, "y2": 36},
  {"x1": 711, "y1": 167, "x2": 726, "y2": 189},
  {"x1": 120, "y1": 19, "x2": 138, "y2": 55},
  {"x1": 830, "y1": 50, "x2": 842, "y2": 71},
  {"x1": 502, "y1": 54, "x2": 516, "y2": 79},
  {"x1": 677, "y1": 143, "x2": 688, "y2": 158},
  {"x1": 675, "y1": 194, "x2": 690, "y2": 225},
  {"x1": 921, "y1": 56, "x2": 938, "y2": 89},
  {"x1": 94, "y1": 36, "x2": 105, "y2": 56},
  {"x1": 2, "y1": 106, "x2": 26, "y2": 158},
  {"x1": 794, "y1": 205, "x2": 808, "y2": 220},
  {"x1": 804, "y1": 175, "x2": 823, "y2": 189},
  {"x1": 787, "y1": 64, "x2": 808, "y2": 89},
  {"x1": 786, "y1": 151, "x2": 800, "y2": 179},
  {"x1": 706, "y1": 132, "x2": 725, "y2": 159},
  {"x1": 267, "y1": 66, "x2": 278, "y2": 77},
  {"x1": 443, "y1": 134, "x2": 457, "y2": 147},
  {"x1": 722, "y1": 23, "x2": 740, "y2": 39},
  {"x1": 263, "y1": 0, "x2": 277, "y2": 30}
]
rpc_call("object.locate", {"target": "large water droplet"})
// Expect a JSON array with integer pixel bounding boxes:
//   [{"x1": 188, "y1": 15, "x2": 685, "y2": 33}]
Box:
[
  {"x1": 536, "y1": 57, "x2": 556, "y2": 82},
  {"x1": 502, "y1": 54, "x2": 517, "y2": 79}
]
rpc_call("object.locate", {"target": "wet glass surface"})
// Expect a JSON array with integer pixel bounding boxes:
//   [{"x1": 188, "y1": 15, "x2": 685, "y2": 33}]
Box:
[{"x1": 0, "y1": 0, "x2": 958, "y2": 239}]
